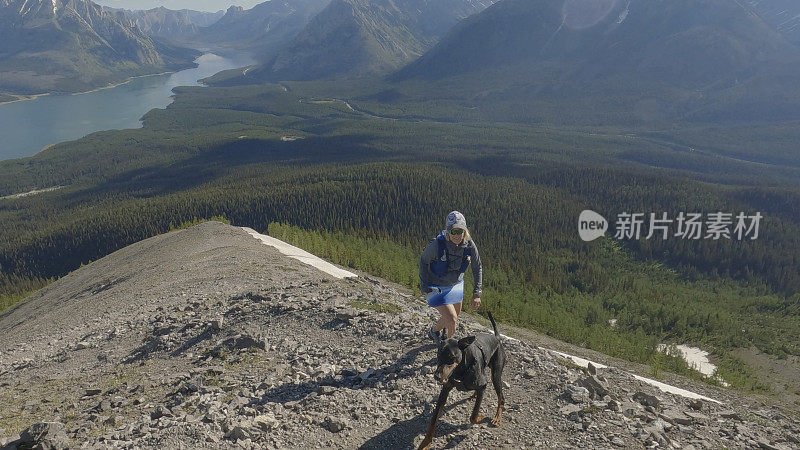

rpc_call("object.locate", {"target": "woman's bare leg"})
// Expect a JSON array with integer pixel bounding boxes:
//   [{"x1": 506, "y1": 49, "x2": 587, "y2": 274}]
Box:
[
  {"x1": 433, "y1": 304, "x2": 458, "y2": 338},
  {"x1": 452, "y1": 301, "x2": 463, "y2": 334}
]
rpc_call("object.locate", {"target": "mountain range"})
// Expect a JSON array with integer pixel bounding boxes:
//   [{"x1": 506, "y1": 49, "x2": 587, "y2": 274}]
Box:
[
  {"x1": 6, "y1": 0, "x2": 800, "y2": 111},
  {"x1": 248, "y1": 0, "x2": 495, "y2": 81},
  {"x1": 197, "y1": 0, "x2": 800, "y2": 125},
  {"x1": 195, "y1": 0, "x2": 330, "y2": 59},
  {"x1": 104, "y1": 5, "x2": 224, "y2": 42},
  {"x1": 746, "y1": 0, "x2": 800, "y2": 45},
  {"x1": 390, "y1": 0, "x2": 800, "y2": 124},
  {"x1": 399, "y1": 0, "x2": 797, "y2": 84},
  {"x1": 0, "y1": 0, "x2": 199, "y2": 95}
]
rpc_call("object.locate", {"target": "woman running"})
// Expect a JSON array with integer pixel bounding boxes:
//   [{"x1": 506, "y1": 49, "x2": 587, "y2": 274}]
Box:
[{"x1": 419, "y1": 211, "x2": 483, "y2": 342}]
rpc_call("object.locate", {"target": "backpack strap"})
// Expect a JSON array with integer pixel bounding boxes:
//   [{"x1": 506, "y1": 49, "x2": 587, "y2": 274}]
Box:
[
  {"x1": 433, "y1": 235, "x2": 471, "y2": 275},
  {"x1": 460, "y1": 245, "x2": 472, "y2": 274}
]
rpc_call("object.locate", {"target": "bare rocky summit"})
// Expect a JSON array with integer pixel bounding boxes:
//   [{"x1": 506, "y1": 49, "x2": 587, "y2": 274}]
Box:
[{"x1": 0, "y1": 221, "x2": 797, "y2": 449}]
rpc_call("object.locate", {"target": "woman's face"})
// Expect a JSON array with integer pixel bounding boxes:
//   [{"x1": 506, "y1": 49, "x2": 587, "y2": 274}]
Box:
[{"x1": 448, "y1": 229, "x2": 464, "y2": 244}]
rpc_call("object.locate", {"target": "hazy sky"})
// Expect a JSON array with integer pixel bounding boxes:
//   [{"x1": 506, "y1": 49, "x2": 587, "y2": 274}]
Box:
[{"x1": 94, "y1": 0, "x2": 265, "y2": 12}]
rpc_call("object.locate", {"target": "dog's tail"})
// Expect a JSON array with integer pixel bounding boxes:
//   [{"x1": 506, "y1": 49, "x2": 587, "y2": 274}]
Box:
[{"x1": 488, "y1": 311, "x2": 499, "y2": 337}]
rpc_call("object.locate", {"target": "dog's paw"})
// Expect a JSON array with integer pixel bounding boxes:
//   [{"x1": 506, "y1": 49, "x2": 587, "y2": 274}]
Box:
[
  {"x1": 470, "y1": 414, "x2": 484, "y2": 424},
  {"x1": 491, "y1": 415, "x2": 502, "y2": 427}
]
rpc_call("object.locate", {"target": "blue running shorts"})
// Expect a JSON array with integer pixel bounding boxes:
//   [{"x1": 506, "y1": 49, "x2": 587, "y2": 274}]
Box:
[{"x1": 425, "y1": 280, "x2": 464, "y2": 307}]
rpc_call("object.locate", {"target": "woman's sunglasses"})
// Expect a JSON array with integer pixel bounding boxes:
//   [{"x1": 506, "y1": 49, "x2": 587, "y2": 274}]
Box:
[{"x1": 449, "y1": 228, "x2": 464, "y2": 235}]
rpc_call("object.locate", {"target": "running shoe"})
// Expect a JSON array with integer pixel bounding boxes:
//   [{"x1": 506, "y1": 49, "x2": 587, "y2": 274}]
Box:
[{"x1": 428, "y1": 327, "x2": 441, "y2": 345}]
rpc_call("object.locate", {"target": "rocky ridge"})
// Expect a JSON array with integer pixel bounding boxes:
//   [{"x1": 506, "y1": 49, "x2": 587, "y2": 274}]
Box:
[{"x1": 0, "y1": 222, "x2": 797, "y2": 449}]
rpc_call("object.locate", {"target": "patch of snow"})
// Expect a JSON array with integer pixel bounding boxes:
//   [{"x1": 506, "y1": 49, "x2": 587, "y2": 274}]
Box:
[
  {"x1": 616, "y1": 1, "x2": 630, "y2": 24},
  {"x1": 0, "y1": 186, "x2": 63, "y2": 200},
  {"x1": 241, "y1": 227, "x2": 357, "y2": 279},
  {"x1": 471, "y1": 323, "x2": 519, "y2": 343},
  {"x1": 549, "y1": 349, "x2": 723, "y2": 404},
  {"x1": 470, "y1": 321, "x2": 721, "y2": 403},
  {"x1": 658, "y1": 344, "x2": 729, "y2": 387},
  {"x1": 658, "y1": 344, "x2": 716, "y2": 377}
]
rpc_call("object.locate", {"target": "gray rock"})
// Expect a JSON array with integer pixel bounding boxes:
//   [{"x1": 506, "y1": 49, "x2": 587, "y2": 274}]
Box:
[
  {"x1": 150, "y1": 405, "x2": 173, "y2": 420},
  {"x1": 577, "y1": 375, "x2": 609, "y2": 399},
  {"x1": 611, "y1": 436, "x2": 625, "y2": 447},
  {"x1": 684, "y1": 411, "x2": 710, "y2": 423},
  {"x1": 717, "y1": 409, "x2": 741, "y2": 421},
  {"x1": 95, "y1": 398, "x2": 111, "y2": 412},
  {"x1": 323, "y1": 416, "x2": 349, "y2": 433},
  {"x1": 632, "y1": 392, "x2": 660, "y2": 409},
  {"x1": 226, "y1": 425, "x2": 249, "y2": 441},
  {"x1": 103, "y1": 415, "x2": 118, "y2": 426},
  {"x1": 565, "y1": 384, "x2": 591, "y2": 403},
  {"x1": 19, "y1": 422, "x2": 69, "y2": 450},
  {"x1": 559, "y1": 404, "x2": 582, "y2": 420},
  {"x1": 335, "y1": 307, "x2": 360, "y2": 321},
  {"x1": 253, "y1": 413, "x2": 278, "y2": 432},
  {"x1": 735, "y1": 422, "x2": 753, "y2": 436},
  {"x1": 359, "y1": 368, "x2": 375, "y2": 381},
  {"x1": 756, "y1": 438, "x2": 780, "y2": 450},
  {"x1": 659, "y1": 409, "x2": 693, "y2": 426},
  {"x1": 689, "y1": 399, "x2": 703, "y2": 410},
  {"x1": 620, "y1": 401, "x2": 650, "y2": 421},
  {"x1": 229, "y1": 334, "x2": 267, "y2": 351}
]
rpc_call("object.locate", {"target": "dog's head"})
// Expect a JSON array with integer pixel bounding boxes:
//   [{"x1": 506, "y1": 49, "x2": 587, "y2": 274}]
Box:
[{"x1": 433, "y1": 335, "x2": 476, "y2": 384}]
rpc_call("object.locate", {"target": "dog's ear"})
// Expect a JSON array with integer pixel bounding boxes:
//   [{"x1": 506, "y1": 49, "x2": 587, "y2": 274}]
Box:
[{"x1": 457, "y1": 336, "x2": 476, "y2": 350}]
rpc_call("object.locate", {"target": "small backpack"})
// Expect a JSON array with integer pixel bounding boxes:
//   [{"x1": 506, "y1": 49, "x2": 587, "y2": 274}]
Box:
[{"x1": 430, "y1": 234, "x2": 471, "y2": 276}]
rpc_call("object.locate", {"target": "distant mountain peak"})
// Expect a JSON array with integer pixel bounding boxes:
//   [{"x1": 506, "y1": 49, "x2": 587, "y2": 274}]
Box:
[
  {"x1": 397, "y1": 0, "x2": 799, "y2": 86},
  {"x1": 194, "y1": 0, "x2": 330, "y2": 60},
  {"x1": 0, "y1": 0, "x2": 199, "y2": 95},
  {"x1": 260, "y1": 0, "x2": 495, "y2": 81}
]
